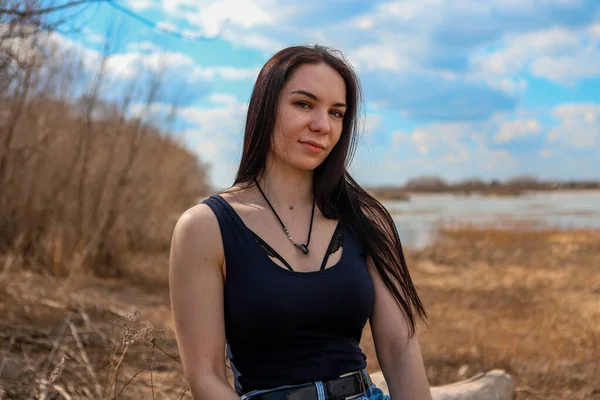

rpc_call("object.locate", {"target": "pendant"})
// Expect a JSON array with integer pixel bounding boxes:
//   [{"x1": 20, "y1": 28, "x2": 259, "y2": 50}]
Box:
[{"x1": 296, "y1": 243, "x2": 309, "y2": 255}]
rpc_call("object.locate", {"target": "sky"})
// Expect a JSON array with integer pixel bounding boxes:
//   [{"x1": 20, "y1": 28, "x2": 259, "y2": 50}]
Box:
[{"x1": 52, "y1": 0, "x2": 600, "y2": 188}]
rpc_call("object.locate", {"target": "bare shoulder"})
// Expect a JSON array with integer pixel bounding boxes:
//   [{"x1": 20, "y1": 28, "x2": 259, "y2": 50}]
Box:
[
  {"x1": 173, "y1": 202, "x2": 220, "y2": 240},
  {"x1": 219, "y1": 184, "x2": 252, "y2": 206},
  {"x1": 170, "y1": 202, "x2": 224, "y2": 271}
]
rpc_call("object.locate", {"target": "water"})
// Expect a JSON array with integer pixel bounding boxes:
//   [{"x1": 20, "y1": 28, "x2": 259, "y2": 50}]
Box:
[{"x1": 384, "y1": 190, "x2": 600, "y2": 249}]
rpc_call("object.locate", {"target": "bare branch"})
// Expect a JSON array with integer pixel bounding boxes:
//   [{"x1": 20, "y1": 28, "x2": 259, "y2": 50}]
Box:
[{"x1": 67, "y1": 321, "x2": 102, "y2": 397}]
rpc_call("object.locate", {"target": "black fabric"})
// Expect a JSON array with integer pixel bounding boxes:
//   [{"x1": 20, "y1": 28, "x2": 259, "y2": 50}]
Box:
[{"x1": 202, "y1": 195, "x2": 375, "y2": 396}]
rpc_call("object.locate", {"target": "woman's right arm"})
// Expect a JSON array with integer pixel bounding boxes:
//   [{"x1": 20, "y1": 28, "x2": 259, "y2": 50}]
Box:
[{"x1": 169, "y1": 204, "x2": 240, "y2": 400}]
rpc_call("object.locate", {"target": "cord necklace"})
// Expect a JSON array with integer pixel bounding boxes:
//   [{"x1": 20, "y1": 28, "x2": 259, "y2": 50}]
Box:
[{"x1": 254, "y1": 179, "x2": 315, "y2": 255}]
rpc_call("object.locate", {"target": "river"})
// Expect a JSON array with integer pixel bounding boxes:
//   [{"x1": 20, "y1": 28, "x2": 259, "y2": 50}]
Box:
[{"x1": 383, "y1": 190, "x2": 600, "y2": 249}]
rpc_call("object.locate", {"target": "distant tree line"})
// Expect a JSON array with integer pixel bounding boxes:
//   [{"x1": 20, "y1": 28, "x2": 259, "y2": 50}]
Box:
[{"x1": 367, "y1": 175, "x2": 600, "y2": 200}]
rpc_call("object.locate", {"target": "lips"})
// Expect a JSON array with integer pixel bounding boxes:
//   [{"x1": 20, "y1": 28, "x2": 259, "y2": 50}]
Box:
[{"x1": 299, "y1": 140, "x2": 325, "y2": 149}]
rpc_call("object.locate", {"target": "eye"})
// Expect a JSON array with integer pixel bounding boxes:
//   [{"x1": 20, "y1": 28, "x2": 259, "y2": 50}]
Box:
[
  {"x1": 295, "y1": 101, "x2": 310, "y2": 109},
  {"x1": 330, "y1": 110, "x2": 344, "y2": 118}
]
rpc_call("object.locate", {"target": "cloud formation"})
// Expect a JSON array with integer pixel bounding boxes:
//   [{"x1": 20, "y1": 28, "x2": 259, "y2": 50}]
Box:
[
  {"x1": 141, "y1": 0, "x2": 600, "y2": 123},
  {"x1": 82, "y1": 1, "x2": 600, "y2": 185}
]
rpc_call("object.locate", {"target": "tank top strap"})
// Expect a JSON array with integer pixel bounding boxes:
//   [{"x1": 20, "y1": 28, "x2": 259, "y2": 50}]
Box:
[{"x1": 200, "y1": 194, "x2": 256, "y2": 264}]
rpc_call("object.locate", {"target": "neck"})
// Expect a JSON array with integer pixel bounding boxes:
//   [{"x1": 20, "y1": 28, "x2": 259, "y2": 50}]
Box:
[{"x1": 256, "y1": 154, "x2": 314, "y2": 208}]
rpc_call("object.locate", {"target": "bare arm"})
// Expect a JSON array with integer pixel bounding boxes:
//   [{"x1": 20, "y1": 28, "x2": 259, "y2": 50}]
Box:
[
  {"x1": 169, "y1": 205, "x2": 239, "y2": 400},
  {"x1": 367, "y1": 257, "x2": 432, "y2": 400}
]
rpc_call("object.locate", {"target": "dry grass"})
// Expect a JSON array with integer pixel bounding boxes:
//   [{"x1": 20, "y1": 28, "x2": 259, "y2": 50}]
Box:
[
  {"x1": 0, "y1": 264, "x2": 188, "y2": 399},
  {"x1": 402, "y1": 225, "x2": 599, "y2": 400},
  {"x1": 1, "y1": 226, "x2": 599, "y2": 399}
]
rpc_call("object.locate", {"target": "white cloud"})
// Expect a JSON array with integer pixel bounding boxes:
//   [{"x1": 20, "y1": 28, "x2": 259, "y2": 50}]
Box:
[
  {"x1": 208, "y1": 93, "x2": 239, "y2": 106},
  {"x1": 162, "y1": 0, "x2": 201, "y2": 14},
  {"x1": 411, "y1": 130, "x2": 436, "y2": 155},
  {"x1": 144, "y1": 0, "x2": 600, "y2": 90},
  {"x1": 390, "y1": 121, "x2": 474, "y2": 161},
  {"x1": 483, "y1": 149, "x2": 517, "y2": 170},
  {"x1": 341, "y1": 3, "x2": 432, "y2": 74},
  {"x1": 494, "y1": 118, "x2": 541, "y2": 143},
  {"x1": 350, "y1": 104, "x2": 599, "y2": 186},
  {"x1": 392, "y1": 130, "x2": 408, "y2": 149},
  {"x1": 162, "y1": 0, "x2": 272, "y2": 37},
  {"x1": 191, "y1": 65, "x2": 259, "y2": 81},
  {"x1": 479, "y1": 77, "x2": 528, "y2": 95},
  {"x1": 352, "y1": 16, "x2": 374, "y2": 31},
  {"x1": 175, "y1": 95, "x2": 249, "y2": 187},
  {"x1": 101, "y1": 50, "x2": 257, "y2": 83},
  {"x1": 195, "y1": 0, "x2": 271, "y2": 34},
  {"x1": 348, "y1": 42, "x2": 419, "y2": 73},
  {"x1": 225, "y1": 32, "x2": 285, "y2": 53},
  {"x1": 530, "y1": 50, "x2": 600, "y2": 83},
  {"x1": 127, "y1": 0, "x2": 153, "y2": 10},
  {"x1": 375, "y1": 0, "x2": 431, "y2": 21},
  {"x1": 591, "y1": 23, "x2": 600, "y2": 40},
  {"x1": 339, "y1": 0, "x2": 599, "y2": 81},
  {"x1": 105, "y1": 51, "x2": 195, "y2": 79},
  {"x1": 40, "y1": 28, "x2": 262, "y2": 91},
  {"x1": 374, "y1": 115, "x2": 544, "y2": 182},
  {"x1": 81, "y1": 28, "x2": 105, "y2": 44},
  {"x1": 364, "y1": 114, "x2": 383, "y2": 136},
  {"x1": 471, "y1": 25, "x2": 600, "y2": 84},
  {"x1": 441, "y1": 151, "x2": 470, "y2": 164},
  {"x1": 547, "y1": 103, "x2": 600, "y2": 148},
  {"x1": 540, "y1": 148, "x2": 553, "y2": 158},
  {"x1": 177, "y1": 97, "x2": 247, "y2": 129},
  {"x1": 126, "y1": 40, "x2": 160, "y2": 52}
]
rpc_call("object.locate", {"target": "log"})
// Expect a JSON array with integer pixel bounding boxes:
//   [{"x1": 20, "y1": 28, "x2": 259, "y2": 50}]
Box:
[{"x1": 369, "y1": 369, "x2": 514, "y2": 400}]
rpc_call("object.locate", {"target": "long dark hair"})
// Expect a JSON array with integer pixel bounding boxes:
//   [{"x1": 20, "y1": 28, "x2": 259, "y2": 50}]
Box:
[{"x1": 234, "y1": 44, "x2": 427, "y2": 334}]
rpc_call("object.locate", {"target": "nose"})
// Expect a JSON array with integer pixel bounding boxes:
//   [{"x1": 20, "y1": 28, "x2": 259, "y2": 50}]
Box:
[{"x1": 309, "y1": 109, "x2": 331, "y2": 135}]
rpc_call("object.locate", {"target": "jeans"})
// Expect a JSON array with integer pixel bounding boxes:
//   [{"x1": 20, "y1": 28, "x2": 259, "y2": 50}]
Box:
[{"x1": 240, "y1": 369, "x2": 390, "y2": 400}]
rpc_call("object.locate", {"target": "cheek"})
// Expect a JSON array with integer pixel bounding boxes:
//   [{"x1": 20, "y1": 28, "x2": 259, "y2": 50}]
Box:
[
  {"x1": 273, "y1": 111, "x2": 303, "y2": 150},
  {"x1": 331, "y1": 126, "x2": 344, "y2": 147},
  {"x1": 271, "y1": 125, "x2": 293, "y2": 157}
]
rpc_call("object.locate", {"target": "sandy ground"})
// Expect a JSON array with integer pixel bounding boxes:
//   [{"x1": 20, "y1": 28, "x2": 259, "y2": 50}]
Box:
[{"x1": 0, "y1": 227, "x2": 598, "y2": 399}]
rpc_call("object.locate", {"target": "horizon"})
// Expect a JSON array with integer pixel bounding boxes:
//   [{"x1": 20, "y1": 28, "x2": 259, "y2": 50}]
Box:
[{"x1": 45, "y1": 0, "x2": 600, "y2": 188}]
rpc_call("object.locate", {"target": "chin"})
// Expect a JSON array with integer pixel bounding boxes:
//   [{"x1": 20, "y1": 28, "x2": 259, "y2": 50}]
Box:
[{"x1": 289, "y1": 157, "x2": 325, "y2": 172}]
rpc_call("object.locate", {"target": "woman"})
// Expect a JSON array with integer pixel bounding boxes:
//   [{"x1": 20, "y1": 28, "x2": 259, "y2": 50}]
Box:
[{"x1": 169, "y1": 44, "x2": 431, "y2": 400}]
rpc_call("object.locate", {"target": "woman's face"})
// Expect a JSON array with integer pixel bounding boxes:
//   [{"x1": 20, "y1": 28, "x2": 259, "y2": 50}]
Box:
[{"x1": 269, "y1": 63, "x2": 347, "y2": 172}]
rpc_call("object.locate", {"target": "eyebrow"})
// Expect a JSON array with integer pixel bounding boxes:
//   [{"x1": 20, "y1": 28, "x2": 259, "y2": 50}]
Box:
[{"x1": 290, "y1": 89, "x2": 347, "y2": 108}]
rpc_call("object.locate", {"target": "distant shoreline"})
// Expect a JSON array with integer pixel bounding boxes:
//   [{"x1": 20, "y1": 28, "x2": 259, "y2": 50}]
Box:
[
  {"x1": 369, "y1": 187, "x2": 600, "y2": 201},
  {"x1": 365, "y1": 176, "x2": 600, "y2": 201}
]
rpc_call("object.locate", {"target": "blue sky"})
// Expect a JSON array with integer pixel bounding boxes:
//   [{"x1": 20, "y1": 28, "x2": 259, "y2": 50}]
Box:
[{"x1": 55, "y1": 0, "x2": 600, "y2": 188}]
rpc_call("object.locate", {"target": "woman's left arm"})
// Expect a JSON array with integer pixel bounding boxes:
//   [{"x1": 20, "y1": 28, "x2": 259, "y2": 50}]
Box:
[{"x1": 366, "y1": 257, "x2": 432, "y2": 400}]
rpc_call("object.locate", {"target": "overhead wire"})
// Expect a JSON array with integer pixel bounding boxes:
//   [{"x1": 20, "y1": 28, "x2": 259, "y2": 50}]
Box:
[
  {"x1": 104, "y1": 1, "x2": 229, "y2": 42},
  {"x1": 42, "y1": 1, "x2": 228, "y2": 43}
]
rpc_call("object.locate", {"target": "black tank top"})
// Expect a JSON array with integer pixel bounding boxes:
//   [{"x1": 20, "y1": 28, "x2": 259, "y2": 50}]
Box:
[{"x1": 202, "y1": 195, "x2": 375, "y2": 395}]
